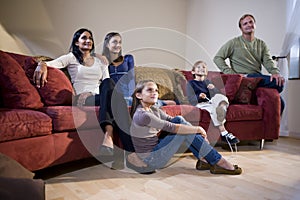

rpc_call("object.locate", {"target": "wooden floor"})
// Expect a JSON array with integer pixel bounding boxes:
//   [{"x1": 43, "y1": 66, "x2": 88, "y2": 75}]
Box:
[{"x1": 41, "y1": 137, "x2": 300, "y2": 200}]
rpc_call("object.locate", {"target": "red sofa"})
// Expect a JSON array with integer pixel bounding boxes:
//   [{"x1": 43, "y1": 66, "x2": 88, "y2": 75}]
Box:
[
  {"x1": 162, "y1": 70, "x2": 281, "y2": 148},
  {"x1": 0, "y1": 50, "x2": 106, "y2": 171},
  {"x1": 0, "y1": 50, "x2": 281, "y2": 172}
]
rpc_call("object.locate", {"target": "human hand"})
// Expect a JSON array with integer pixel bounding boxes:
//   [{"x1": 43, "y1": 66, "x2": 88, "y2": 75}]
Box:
[
  {"x1": 199, "y1": 93, "x2": 207, "y2": 99},
  {"x1": 207, "y1": 84, "x2": 215, "y2": 89},
  {"x1": 197, "y1": 126, "x2": 209, "y2": 143},
  {"x1": 270, "y1": 74, "x2": 285, "y2": 87},
  {"x1": 96, "y1": 54, "x2": 109, "y2": 65},
  {"x1": 33, "y1": 62, "x2": 48, "y2": 88},
  {"x1": 77, "y1": 92, "x2": 92, "y2": 106}
]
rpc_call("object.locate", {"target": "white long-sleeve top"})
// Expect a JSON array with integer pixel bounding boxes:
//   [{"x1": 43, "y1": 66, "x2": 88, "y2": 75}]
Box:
[{"x1": 46, "y1": 52, "x2": 109, "y2": 95}]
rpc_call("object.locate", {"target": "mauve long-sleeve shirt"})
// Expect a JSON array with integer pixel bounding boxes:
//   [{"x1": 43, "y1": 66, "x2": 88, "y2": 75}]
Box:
[{"x1": 130, "y1": 105, "x2": 176, "y2": 154}]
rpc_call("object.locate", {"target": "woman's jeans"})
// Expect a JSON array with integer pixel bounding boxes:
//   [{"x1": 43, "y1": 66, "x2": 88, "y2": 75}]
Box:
[
  {"x1": 143, "y1": 116, "x2": 222, "y2": 169},
  {"x1": 85, "y1": 78, "x2": 135, "y2": 153}
]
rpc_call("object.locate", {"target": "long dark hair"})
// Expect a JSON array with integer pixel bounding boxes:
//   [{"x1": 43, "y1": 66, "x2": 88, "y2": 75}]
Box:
[
  {"x1": 130, "y1": 80, "x2": 156, "y2": 118},
  {"x1": 102, "y1": 32, "x2": 123, "y2": 64},
  {"x1": 69, "y1": 28, "x2": 95, "y2": 64}
]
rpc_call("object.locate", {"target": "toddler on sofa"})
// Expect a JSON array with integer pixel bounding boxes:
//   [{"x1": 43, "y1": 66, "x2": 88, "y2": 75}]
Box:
[{"x1": 186, "y1": 60, "x2": 240, "y2": 145}]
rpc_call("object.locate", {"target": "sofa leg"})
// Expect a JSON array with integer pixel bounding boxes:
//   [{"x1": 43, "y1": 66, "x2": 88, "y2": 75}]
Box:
[{"x1": 259, "y1": 139, "x2": 265, "y2": 150}]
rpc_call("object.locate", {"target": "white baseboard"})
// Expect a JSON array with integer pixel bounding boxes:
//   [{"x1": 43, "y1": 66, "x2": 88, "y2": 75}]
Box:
[
  {"x1": 288, "y1": 131, "x2": 300, "y2": 139},
  {"x1": 279, "y1": 130, "x2": 289, "y2": 136}
]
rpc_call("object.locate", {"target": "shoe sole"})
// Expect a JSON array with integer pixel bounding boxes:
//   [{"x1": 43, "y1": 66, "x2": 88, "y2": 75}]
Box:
[
  {"x1": 210, "y1": 165, "x2": 242, "y2": 175},
  {"x1": 126, "y1": 160, "x2": 156, "y2": 174},
  {"x1": 221, "y1": 138, "x2": 240, "y2": 145},
  {"x1": 99, "y1": 146, "x2": 114, "y2": 156},
  {"x1": 196, "y1": 160, "x2": 211, "y2": 170}
]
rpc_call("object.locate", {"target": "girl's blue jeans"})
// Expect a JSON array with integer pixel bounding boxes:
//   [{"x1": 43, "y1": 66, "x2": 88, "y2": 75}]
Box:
[{"x1": 143, "y1": 116, "x2": 222, "y2": 169}]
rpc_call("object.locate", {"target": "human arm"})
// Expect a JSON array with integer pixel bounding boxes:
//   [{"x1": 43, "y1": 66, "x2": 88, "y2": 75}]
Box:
[
  {"x1": 186, "y1": 81, "x2": 200, "y2": 105},
  {"x1": 33, "y1": 53, "x2": 73, "y2": 88},
  {"x1": 33, "y1": 61, "x2": 48, "y2": 88},
  {"x1": 186, "y1": 80, "x2": 210, "y2": 105},
  {"x1": 134, "y1": 109, "x2": 207, "y2": 139},
  {"x1": 260, "y1": 42, "x2": 284, "y2": 86},
  {"x1": 270, "y1": 74, "x2": 285, "y2": 87},
  {"x1": 204, "y1": 79, "x2": 220, "y2": 97},
  {"x1": 76, "y1": 92, "x2": 93, "y2": 106},
  {"x1": 213, "y1": 40, "x2": 237, "y2": 74},
  {"x1": 99, "y1": 59, "x2": 110, "y2": 80},
  {"x1": 127, "y1": 55, "x2": 135, "y2": 96},
  {"x1": 95, "y1": 53, "x2": 109, "y2": 65}
]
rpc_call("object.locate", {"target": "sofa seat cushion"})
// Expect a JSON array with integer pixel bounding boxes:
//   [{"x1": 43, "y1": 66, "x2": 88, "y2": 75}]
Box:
[
  {"x1": 226, "y1": 104, "x2": 263, "y2": 122},
  {"x1": 41, "y1": 106, "x2": 101, "y2": 132},
  {"x1": 0, "y1": 109, "x2": 52, "y2": 142}
]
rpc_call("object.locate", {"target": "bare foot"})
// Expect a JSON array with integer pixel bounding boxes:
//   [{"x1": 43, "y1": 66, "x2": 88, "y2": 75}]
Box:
[
  {"x1": 127, "y1": 152, "x2": 147, "y2": 167},
  {"x1": 216, "y1": 157, "x2": 234, "y2": 170},
  {"x1": 102, "y1": 125, "x2": 114, "y2": 148},
  {"x1": 102, "y1": 132, "x2": 114, "y2": 148}
]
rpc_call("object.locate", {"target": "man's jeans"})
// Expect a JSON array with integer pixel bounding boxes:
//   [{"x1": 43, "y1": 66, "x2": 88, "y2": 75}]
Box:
[{"x1": 247, "y1": 73, "x2": 285, "y2": 114}]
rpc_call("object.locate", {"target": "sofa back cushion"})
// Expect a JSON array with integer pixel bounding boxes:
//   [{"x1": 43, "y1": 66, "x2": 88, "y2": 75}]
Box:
[
  {"x1": 180, "y1": 70, "x2": 224, "y2": 94},
  {"x1": 135, "y1": 66, "x2": 187, "y2": 103},
  {"x1": 24, "y1": 59, "x2": 75, "y2": 106},
  {"x1": 180, "y1": 70, "x2": 262, "y2": 104},
  {"x1": 0, "y1": 51, "x2": 44, "y2": 109},
  {"x1": 233, "y1": 77, "x2": 262, "y2": 104},
  {"x1": 223, "y1": 74, "x2": 243, "y2": 101}
]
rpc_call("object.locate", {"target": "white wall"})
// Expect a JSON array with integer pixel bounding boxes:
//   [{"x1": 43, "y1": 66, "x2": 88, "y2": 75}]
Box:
[
  {"x1": 0, "y1": 0, "x2": 188, "y2": 68},
  {"x1": 185, "y1": 0, "x2": 287, "y2": 71},
  {"x1": 0, "y1": 24, "x2": 30, "y2": 54},
  {"x1": 288, "y1": 79, "x2": 300, "y2": 138}
]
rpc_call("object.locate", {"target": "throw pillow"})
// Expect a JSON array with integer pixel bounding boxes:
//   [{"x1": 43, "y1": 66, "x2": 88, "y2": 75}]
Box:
[
  {"x1": 233, "y1": 77, "x2": 262, "y2": 104},
  {"x1": 222, "y1": 74, "x2": 243, "y2": 102},
  {"x1": 22, "y1": 58, "x2": 75, "y2": 106},
  {"x1": 0, "y1": 50, "x2": 44, "y2": 109},
  {"x1": 211, "y1": 74, "x2": 242, "y2": 101},
  {"x1": 6, "y1": 51, "x2": 33, "y2": 69},
  {"x1": 0, "y1": 153, "x2": 34, "y2": 179},
  {"x1": 135, "y1": 66, "x2": 186, "y2": 103}
]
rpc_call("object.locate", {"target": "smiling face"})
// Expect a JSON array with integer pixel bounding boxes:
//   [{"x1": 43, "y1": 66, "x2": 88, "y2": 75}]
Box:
[
  {"x1": 75, "y1": 31, "x2": 94, "y2": 51},
  {"x1": 136, "y1": 81, "x2": 159, "y2": 106},
  {"x1": 239, "y1": 16, "x2": 256, "y2": 35},
  {"x1": 107, "y1": 35, "x2": 122, "y2": 54},
  {"x1": 192, "y1": 62, "x2": 208, "y2": 76}
]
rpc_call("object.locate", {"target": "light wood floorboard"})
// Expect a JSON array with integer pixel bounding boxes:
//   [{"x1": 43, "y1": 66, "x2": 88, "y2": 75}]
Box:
[{"x1": 42, "y1": 137, "x2": 300, "y2": 200}]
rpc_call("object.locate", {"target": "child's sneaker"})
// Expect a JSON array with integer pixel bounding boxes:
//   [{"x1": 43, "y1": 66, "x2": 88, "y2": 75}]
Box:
[{"x1": 221, "y1": 133, "x2": 240, "y2": 145}]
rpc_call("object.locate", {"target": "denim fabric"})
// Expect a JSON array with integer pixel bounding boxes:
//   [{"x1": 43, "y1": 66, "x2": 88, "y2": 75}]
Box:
[
  {"x1": 143, "y1": 116, "x2": 222, "y2": 169},
  {"x1": 247, "y1": 73, "x2": 284, "y2": 93},
  {"x1": 247, "y1": 73, "x2": 285, "y2": 114}
]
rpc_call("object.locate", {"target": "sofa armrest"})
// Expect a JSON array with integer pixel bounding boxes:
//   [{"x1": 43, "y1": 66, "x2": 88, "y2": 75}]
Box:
[{"x1": 256, "y1": 87, "x2": 280, "y2": 139}]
